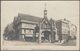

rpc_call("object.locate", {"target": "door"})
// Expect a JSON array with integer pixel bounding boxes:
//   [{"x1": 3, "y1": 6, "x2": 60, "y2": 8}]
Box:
[{"x1": 43, "y1": 31, "x2": 51, "y2": 42}]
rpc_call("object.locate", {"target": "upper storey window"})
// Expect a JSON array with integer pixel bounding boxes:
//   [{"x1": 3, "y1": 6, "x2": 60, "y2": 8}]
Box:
[{"x1": 22, "y1": 23, "x2": 35, "y2": 29}]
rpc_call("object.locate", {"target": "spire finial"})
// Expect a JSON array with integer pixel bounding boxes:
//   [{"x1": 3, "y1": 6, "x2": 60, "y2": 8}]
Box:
[
  {"x1": 44, "y1": 2, "x2": 47, "y2": 17},
  {"x1": 45, "y1": 2, "x2": 47, "y2": 10}
]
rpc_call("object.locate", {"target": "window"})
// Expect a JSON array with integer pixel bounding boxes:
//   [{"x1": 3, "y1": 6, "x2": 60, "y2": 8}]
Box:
[{"x1": 62, "y1": 28, "x2": 69, "y2": 34}]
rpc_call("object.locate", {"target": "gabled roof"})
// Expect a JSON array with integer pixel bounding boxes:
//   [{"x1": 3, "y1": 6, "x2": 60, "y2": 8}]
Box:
[
  {"x1": 41, "y1": 16, "x2": 51, "y2": 26},
  {"x1": 18, "y1": 13, "x2": 42, "y2": 22}
]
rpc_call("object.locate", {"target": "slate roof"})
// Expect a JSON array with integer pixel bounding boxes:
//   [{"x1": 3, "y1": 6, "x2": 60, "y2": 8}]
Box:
[
  {"x1": 17, "y1": 13, "x2": 56, "y2": 26},
  {"x1": 18, "y1": 13, "x2": 42, "y2": 22}
]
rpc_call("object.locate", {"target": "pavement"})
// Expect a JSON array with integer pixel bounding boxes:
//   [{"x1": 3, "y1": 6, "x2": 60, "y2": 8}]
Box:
[
  {"x1": 1, "y1": 39, "x2": 77, "y2": 50},
  {"x1": 2, "y1": 39, "x2": 76, "y2": 46}
]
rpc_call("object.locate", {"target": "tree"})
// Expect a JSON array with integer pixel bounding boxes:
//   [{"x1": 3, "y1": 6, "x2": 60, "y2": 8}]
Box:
[{"x1": 3, "y1": 23, "x2": 15, "y2": 40}]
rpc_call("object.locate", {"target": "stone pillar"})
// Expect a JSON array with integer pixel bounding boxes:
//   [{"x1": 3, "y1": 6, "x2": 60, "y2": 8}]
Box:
[
  {"x1": 51, "y1": 30, "x2": 55, "y2": 43},
  {"x1": 33, "y1": 30, "x2": 36, "y2": 42},
  {"x1": 55, "y1": 29, "x2": 58, "y2": 40},
  {"x1": 49, "y1": 34, "x2": 51, "y2": 42},
  {"x1": 51, "y1": 31, "x2": 54, "y2": 43},
  {"x1": 38, "y1": 23, "x2": 41, "y2": 43}
]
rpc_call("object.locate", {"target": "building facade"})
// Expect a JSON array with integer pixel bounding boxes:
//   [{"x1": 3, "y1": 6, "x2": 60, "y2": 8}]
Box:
[
  {"x1": 13, "y1": 13, "x2": 57, "y2": 43},
  {"x1": 13, "y1": 13, "x2": 42, "y2": 41},
  {"x1": 56, "y1": 19, "x2": 70, "y2": 43},
  {"x1": 69, "y1": 23, "x2": 77, "y2": 39}
]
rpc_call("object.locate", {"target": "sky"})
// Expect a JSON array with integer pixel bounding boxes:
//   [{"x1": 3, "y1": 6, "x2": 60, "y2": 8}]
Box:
[{"x1": 1, "y1": 1, "x2": 79, "y2": 35}]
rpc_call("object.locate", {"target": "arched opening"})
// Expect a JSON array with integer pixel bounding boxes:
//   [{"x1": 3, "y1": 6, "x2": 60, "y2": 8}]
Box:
[{"x1": 42, "y1": 30, "x2": 51, "y2": 42}]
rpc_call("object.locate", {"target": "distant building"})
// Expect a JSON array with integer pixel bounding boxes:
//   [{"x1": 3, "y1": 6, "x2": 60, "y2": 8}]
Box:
[
  {"x1": 56, "y1": 18, "x2": 77, "y2": 43},
  {"x1": 56, "y1": 19, "x2": 70, "y2": 42},
  {"x1": 69, "y1": 23, "x2": 77, "y2": 39}
]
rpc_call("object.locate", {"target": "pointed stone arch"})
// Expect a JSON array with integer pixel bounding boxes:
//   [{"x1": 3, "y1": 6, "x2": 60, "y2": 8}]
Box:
[{"x1": 38, "y1": 17, "x2": 51, "y2": 43}]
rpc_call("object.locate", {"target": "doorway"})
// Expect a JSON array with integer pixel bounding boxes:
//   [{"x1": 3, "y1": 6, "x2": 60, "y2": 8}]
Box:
[{"x1": 42, "y1": 31, "x2": 51, "y2": 42}]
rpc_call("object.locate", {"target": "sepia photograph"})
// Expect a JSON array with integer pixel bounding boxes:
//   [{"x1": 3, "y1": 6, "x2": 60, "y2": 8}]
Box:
[{"x1": 1, "y1": 1, "x2": 79, "y2": 50}]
